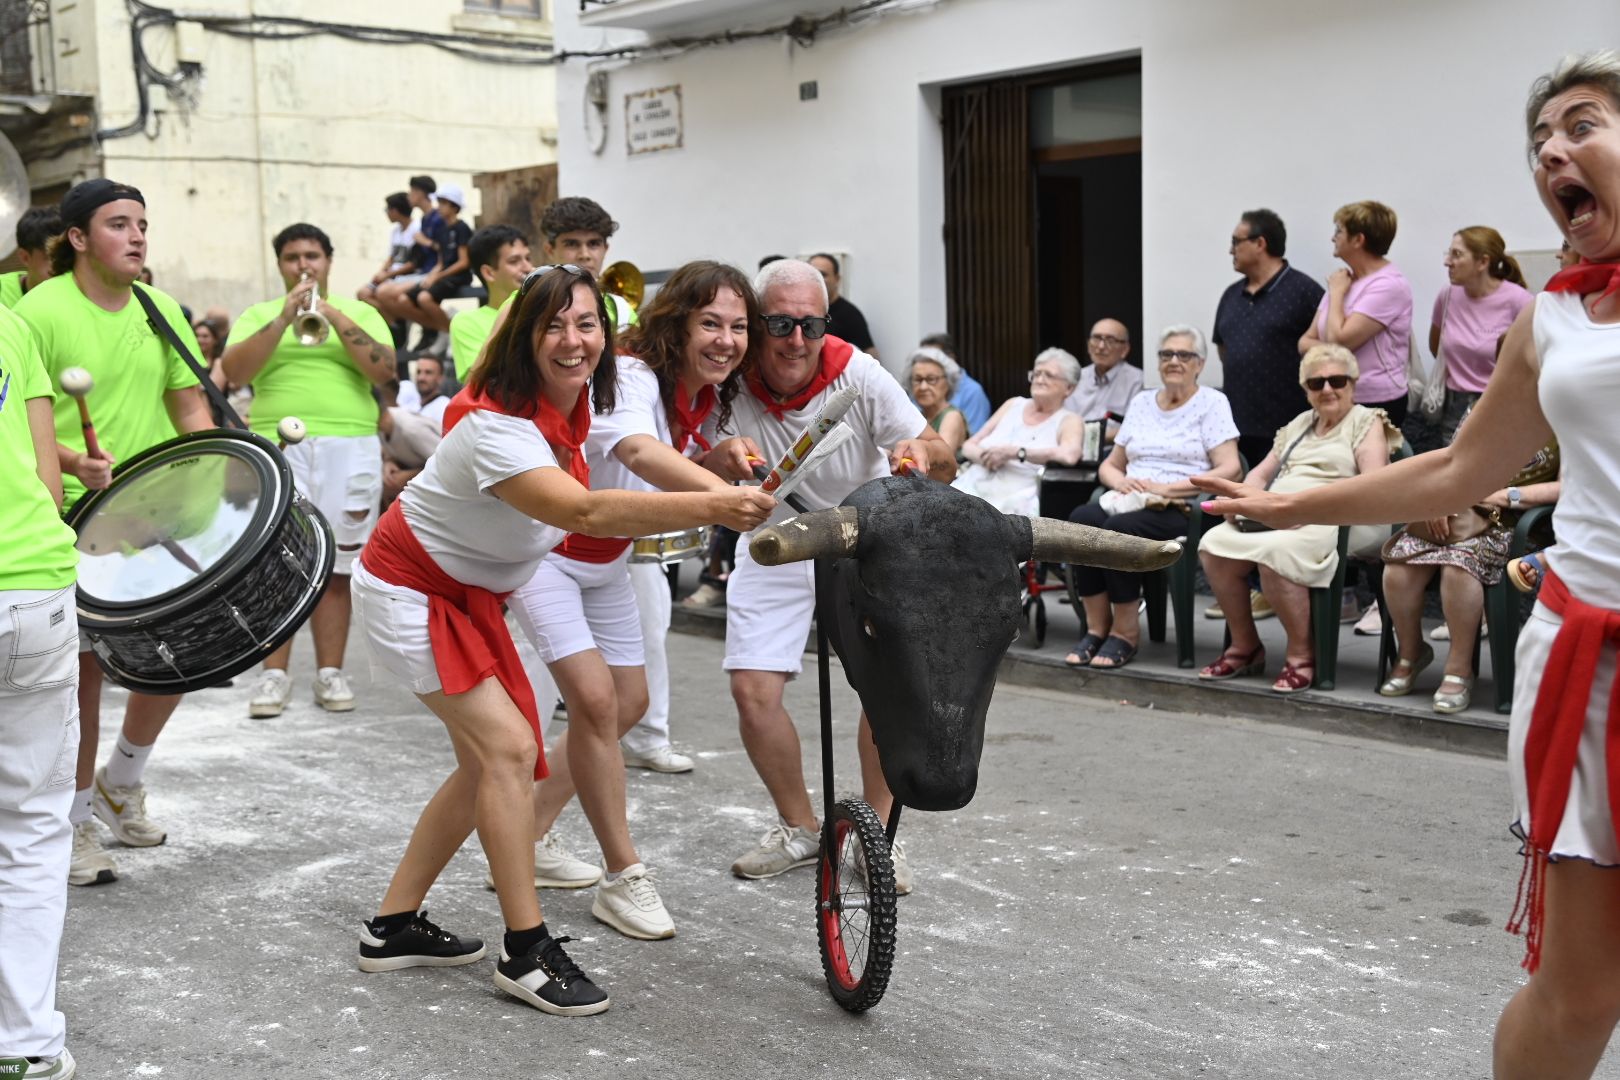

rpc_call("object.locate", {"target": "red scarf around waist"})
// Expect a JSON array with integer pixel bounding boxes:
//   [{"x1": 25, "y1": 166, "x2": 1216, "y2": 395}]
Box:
[
  {"x1": 745, "y1": 335, "x2": 854, "y2": 420},
  {"x1": 1507, "y1": 569, "x2": 1620, "y2": 971},
  {"x1": 1545, "y1": 259, "x2": 1620, "y2": 305},
  {"x1": 445, "y1": 382, "x2": 591, "y2": 488},
  {"x1": 359, "y1": 503, "x2": 547, "y2": 780},
  {"x1": 671, "y1": 382, "x2": 715, "y2": 454}
]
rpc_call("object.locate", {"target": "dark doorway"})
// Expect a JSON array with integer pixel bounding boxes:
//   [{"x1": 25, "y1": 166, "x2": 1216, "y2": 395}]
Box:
[{"x1": 1035, "y1": 152, "x2": 1141, "y2": 365}]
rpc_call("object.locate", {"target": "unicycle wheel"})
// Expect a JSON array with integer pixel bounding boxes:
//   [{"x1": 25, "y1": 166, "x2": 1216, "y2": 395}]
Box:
[{"x1": 817, "y1": 798, "x2": 898, "y2": 1012}]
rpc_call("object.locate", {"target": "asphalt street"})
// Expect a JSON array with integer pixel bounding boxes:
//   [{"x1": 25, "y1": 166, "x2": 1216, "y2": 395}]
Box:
[{"x1": 54, "y1": 627, "x2": 1599, "y2": 1080}]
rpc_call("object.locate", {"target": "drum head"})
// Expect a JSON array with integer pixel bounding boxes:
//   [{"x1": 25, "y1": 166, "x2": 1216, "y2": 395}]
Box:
[{"x1": 66, "y1": 430, "x2": 289, "y2": 613}]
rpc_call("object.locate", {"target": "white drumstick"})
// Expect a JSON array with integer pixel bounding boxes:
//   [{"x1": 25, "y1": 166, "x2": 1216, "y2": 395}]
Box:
[
  {"x1": 277, "y1": 416, "x2": 307, "y2": 449},
  {"x1": 59, "y1": 366, "x2": 105, "y2": 459}
]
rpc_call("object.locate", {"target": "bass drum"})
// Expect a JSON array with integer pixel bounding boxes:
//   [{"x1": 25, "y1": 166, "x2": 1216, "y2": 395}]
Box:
[{"x1": 65, "y1": 428, "x2": 334, "y2": 695}]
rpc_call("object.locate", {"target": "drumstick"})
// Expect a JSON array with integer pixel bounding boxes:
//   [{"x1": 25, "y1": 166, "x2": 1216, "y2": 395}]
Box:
[
  {"x1": 277, "y1": 416, "x2": 307, "y2": 450},
  {"x1": 59, "y1": 366, "x2": 103, "y2": 459}
]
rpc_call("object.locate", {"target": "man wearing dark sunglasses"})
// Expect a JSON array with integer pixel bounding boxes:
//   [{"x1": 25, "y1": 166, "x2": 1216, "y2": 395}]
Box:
[{"x1": 713, "y1": 258, "x2": 954, "y2": 894}]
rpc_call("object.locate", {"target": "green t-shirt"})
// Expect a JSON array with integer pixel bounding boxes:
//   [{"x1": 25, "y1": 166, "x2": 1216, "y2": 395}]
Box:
[
  {"x1": 0, "y1": 270, "x2": 26, "y2": 310},
  {"x1": 450, "y1": 302, "x2": 501, "y2": 373},
  {"x1": 14, "y1": 276, "x2": 200, "y2": 507},
  {"x1": 0, "y1": 304, "x2": 79, "y2": 590},
  {"x1": 227, "y1": 294, "x2": 393, "y2": 438}
]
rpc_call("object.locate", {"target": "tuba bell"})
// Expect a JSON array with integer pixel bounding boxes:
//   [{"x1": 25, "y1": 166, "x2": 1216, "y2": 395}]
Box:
[
  {"x1": 294, "y1": 272, "x2": 330, "y2": 346},
  {"x1": 599, "y1": 260, "x2": 644, "y2": 312}
]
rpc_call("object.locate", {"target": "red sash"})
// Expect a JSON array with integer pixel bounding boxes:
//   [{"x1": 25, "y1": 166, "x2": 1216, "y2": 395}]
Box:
[
  {"x1": 671, "y1": 382, "x2": 716, "y2": 453},
  {"x1": 745, "y1": 335, "x2": 854, "y2": 420},
  {"x1": 1545, "y1": 260, "x2": 1620, "y2": 305},
  {"x1": 359, "y1": 504, "x2": 547, "y2": 780},
  {"x1": 1507, "y1": 569, "x2": 1620, "y2": 971},
  {"x1": 444, "y1": 383, "x2": 591, "y2": 488}
]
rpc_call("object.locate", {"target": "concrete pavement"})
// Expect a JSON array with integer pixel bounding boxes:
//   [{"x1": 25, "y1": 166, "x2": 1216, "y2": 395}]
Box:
[{"x1": 54, "y1": 628, "x2": 1592, "y2": 1079}]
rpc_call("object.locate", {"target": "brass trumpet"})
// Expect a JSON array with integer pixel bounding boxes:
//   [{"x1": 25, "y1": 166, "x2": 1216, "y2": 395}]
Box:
[
  {"x1": 599, "y1": 260, "x2": 644, "y2": 312},
  {"x1": 294, "y1": 273, "x2": 330, "y2": 346}
]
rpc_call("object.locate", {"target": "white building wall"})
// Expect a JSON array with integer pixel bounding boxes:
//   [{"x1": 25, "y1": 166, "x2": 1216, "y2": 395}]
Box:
[
  {"x1": 556, "y1": 0, "x2": 1618, "y2": 384},
  {"x1": 66, "y1": 0, "x2": 558, "y2": 316}
]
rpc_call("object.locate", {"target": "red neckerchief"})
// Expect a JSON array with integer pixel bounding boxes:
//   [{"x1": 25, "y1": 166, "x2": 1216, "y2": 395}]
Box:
[
  {"x1": 1545, "y1": 259, "x2": 1620, "y2": 304},
  {"x1": 1507, "y1": 569, "x2": 1620, "y2": 973},
  {"x1": 745, "y1": 335, "x2": 854, "y2": 420},
  {"x1": 671, "y1": 382, "x2": 716, "y2": 453},
  {"x1": 359, "y1": 504, "x2": 547, "y2": 780},
  {"x1": 444, "y1": 382, "x2": 591, "y2": 487}
]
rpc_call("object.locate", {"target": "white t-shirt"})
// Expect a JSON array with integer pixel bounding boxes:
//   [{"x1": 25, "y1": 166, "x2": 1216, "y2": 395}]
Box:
[
  {"x1": 417, "y1": 394, "x2": 449, "y2": 425},
  {"x1": 400, "y1": 409, "x2": 565, "y2": 592},
  {"x1": 708, "y1": 346, "x2": 926, "y2": 527},
  {"x1": 588, "y1": 358, "x2": 697, "y2": 497},
  {"x1": 1114, "y1": 386, "x2": 1240, "y2": 483},
  {"x1": 388, "y1": 220, "x2": 422, "y2": 270}
]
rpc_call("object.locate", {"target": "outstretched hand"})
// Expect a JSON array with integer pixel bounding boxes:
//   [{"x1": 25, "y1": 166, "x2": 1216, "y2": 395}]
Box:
[{"x1": 1192, "y1": 475, "x2": 1306, "y2": 530}]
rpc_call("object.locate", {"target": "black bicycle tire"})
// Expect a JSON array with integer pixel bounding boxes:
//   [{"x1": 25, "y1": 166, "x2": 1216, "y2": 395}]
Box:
[{"x1": 816, "y1": 798, "x2": 898, "y2": 1012}]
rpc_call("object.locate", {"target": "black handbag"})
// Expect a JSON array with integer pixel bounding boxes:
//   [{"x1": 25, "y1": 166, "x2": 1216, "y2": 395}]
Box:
[{"x1": 1230, "y1": 422, "x2": 1315, "y2": 533}]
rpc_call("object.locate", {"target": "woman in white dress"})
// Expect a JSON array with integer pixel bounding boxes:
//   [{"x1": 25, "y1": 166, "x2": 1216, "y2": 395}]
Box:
[
  {"x1": 1199, "y1": 50, "x2": 1620, "y2": 1080},
  {"x1": 951, "y1": 347, "x2": 1084, "y2": 515}
]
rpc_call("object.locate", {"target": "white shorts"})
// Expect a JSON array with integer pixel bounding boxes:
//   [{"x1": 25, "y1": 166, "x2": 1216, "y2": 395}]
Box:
[
  {"x1": 349, "y1": 561, "x2": 442, "y2": 695},
  {"x1": 723, "y1": 536, "x2": 816, "y2": 675},
  {"x1": 285, "y1": 434, "x2": 383, "y2": 575},
  {"x1": 0, "y1": 586, "x2": 80, "y2": 808},
  {"x1": 508, "y1": 550, "x2": 644, "y2": 667}
]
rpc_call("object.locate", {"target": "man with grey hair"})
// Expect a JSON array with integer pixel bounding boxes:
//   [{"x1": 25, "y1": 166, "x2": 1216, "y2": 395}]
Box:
[
  {"x1": 704, "y1": 258, "x2": 955, "y2": 894},
  {"x1": 1064, "y1": 318, "x2": 1143, "y2": 446}
]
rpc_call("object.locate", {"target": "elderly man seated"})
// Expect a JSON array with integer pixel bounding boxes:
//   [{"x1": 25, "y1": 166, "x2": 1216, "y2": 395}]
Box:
[
  {"x1": 951, "y1": 347, "x2": 1084, "y2": 515},
  {"x1": 380, "y1": 354, "x2": 449, "y2": 506},
  {"x1": 1064, "y1": 317, "x2": 1143, "y2": 449}
]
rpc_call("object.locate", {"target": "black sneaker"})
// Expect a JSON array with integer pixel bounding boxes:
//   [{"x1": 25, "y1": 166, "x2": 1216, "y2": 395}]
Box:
[
  {"x1": 494, "y1": 933, "x2": 610, "y2": 1016},
  {"x1": 357, "y1": 910, "x2": 486, "y2": 972}
]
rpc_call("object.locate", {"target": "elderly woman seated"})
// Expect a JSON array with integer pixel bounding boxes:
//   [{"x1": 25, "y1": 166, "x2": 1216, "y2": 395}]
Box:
[
  {"x1": 951, "y1": 347, "x2": 1083, "y2": 515},
  {"x1": 906, "y1": 345, "x2": 969, "y2": 457},
  {"x1": 1066, "y1": 326, "x2": 1242, "y2": 670},
  {"x1": 1196, "y1": 344, "x2": 1400, "y2": 693}
]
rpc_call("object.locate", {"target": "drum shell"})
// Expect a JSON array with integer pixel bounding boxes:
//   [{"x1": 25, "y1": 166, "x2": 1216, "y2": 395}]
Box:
[{"x1": 628, "y1": 527, "x2": 710, "y2": 565}]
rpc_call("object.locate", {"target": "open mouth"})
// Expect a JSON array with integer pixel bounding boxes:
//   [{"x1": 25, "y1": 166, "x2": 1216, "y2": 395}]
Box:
[
  {"x1": 553, "y1": 356, "x2": 587, "y2": 370},
  {"x1": 1554, "y1": 179, "x2": 1598, "y2": 229}
]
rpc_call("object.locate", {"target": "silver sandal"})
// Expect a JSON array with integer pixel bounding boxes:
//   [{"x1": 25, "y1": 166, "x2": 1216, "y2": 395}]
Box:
[
  {"x1": 1379, "y1": 643, "x2": 1435, "y2": 697},
  {"x1": 1433, "y1": 674, "x2": 1474, "y2": 714}
]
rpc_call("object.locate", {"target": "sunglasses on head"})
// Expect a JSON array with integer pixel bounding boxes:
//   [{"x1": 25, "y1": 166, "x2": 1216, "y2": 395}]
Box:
[
  {"x1": 1304, "y1": 374, "x2": 1352, "y2": 391},
  {"x1": 518, "y1": 263, "x2": 587, "y2": 298},
  {"x1": 762, "y1": 314, "x2": 830, "y2": 339}
]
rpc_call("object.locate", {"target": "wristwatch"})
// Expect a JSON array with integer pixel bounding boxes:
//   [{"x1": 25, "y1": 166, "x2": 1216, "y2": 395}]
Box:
[
  {"x1": 1017, "y1": 447, "x2": 1027, "y2": 463},
  {"x1": 1507, "y1": 486, "x2": 1523, "y2": 509}
]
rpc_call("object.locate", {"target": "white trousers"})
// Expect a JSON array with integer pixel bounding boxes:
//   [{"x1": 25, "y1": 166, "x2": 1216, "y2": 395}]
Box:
[
  {"x1": 622, "y1": 562, "x2": 673, "y2": 755},
  {"x1": 0, "y1": 585, "x2": 79, "y2": 1061}
]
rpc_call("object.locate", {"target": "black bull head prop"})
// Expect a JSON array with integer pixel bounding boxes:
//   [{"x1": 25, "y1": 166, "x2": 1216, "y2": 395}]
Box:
[{"x1": 749, "y1": 476, "x2": 1181, "y2": 812}]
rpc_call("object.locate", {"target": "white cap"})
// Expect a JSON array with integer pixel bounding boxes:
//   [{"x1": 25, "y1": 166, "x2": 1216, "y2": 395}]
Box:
[{"x1": 435, "y1": 183, "x2": 465, "y2": 210}]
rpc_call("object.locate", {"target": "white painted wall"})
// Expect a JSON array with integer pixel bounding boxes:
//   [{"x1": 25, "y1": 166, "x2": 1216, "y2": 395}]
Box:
[
  {"x1": 555, "y1": 0, "x2": 1619, "y2": 385},
  {"x1": 60, "y1": 0, "x2": 558, "y2": 317}
]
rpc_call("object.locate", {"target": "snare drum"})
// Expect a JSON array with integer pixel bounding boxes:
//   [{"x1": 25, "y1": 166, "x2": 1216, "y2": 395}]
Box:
[
  {"x1": 65, "y1": 429, "x2": 335, "y2": 695},
  {"x1": 628, "y1": 527, "x2": 711, "y2": 565}
]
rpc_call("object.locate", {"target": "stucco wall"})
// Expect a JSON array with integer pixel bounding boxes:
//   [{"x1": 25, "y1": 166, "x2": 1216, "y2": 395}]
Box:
[{"x1": 555, "y1": 0, "x2": 1618, "y2": 383}]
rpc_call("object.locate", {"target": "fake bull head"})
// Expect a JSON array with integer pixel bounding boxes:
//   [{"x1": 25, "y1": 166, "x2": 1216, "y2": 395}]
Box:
[{"x1": 749, "y1": 476, "x2": 1180, "y2": 812}]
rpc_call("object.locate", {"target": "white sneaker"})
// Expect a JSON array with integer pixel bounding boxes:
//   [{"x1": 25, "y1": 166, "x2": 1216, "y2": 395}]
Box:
[
  {"x1": 485, "y1": 830, "x2": 603, "y2": 891},
  {"x1": 68, "y1": 821, "x2": 117, "y2": 886},
  {"x1": 13, "y1": 1048, "x2": 75, "y2": 1078},
  {"x1": 730, "y1": 822, "x2": 820, "y2": 879},
  {"x1": 313, "y1": 669, "x2": 356, "y2": 712},
  {"x1": 679, "y1": 582, "x2": 725, "y2": 608},
  {"x1": 1353, "y1": 601, "x2": 1383, "y2": 637},
  {"x1": 93, "y1": 766, "x2": 166, "y2": 847},
  {"x1": 1430, "y1": 620, "x2": 1487, "y2": 642},
  {"x1": 621, "y1": 744, "x2": 695, "y2": 774},
  {"x1": 851, "y1": 837, "x2": 914, "y2": 896},
  {"x1": 591, "y1": 863, "x2": 675, "y2": 940},
  {"x1": 248, "y1": 670, "x2": 292, "y2": 718}
]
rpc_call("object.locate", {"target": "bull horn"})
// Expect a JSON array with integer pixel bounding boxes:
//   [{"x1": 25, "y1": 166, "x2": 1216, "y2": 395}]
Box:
[
  {"x1": 748, "y1": 507, "x2": 860, "y2": 565},
  {"x1": 1020, "y1": 516, "x2": 1182, "y2": 571}
]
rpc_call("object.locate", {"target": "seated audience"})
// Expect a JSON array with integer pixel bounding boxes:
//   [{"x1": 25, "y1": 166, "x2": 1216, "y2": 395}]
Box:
[
  {"x1": 357, "y1": 191, "x2": 423, "y2": 312},
  {"x1": 380, "y1": 354, "x2": 449, "y2": 506},
  {"x1": 920, "y1": 331, "x2": 992, "y2": 433},
  {"x1": 906, "y1": 346, "x2": 968, "y2": 456},
  {"x1": 1064, "y1": 317, "x2": 1143, "y2": 446},
  {"x1": 1065, "y1": 326, "x2": 1242, "y2": 671},
  {"x1": 450, "y1": 224, "x2": 532, "y2": 373},
  {"x1": 1197, "y1": 345, "x2": 1400, "y2": 693},
  {"x1": 391, "y1": 184, "x2": 473, "y2": 358},
  {"x1": 952, "y1": 347, "x2": 1083, "y2": 515}
]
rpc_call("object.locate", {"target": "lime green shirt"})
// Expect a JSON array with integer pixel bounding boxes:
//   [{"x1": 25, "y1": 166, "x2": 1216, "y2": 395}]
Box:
[
  {"x1": 227, "y1": 294, "x2": 393, "y2": 438},
  {"x1": 450, "y1": 302, "x2": 502, "y2": 372},
  {"x1": 0, "y1": 304, "x2": 80, "y2": 589},
  {"x1": 14, "y1": 275, "x2": 199, "y2": 507},
  {"x1": 0, "y1": 270, "x2": 27, "y2": 310}
]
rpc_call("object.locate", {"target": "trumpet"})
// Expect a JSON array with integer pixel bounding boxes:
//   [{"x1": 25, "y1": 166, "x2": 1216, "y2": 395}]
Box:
[{"x1": 294, "y1": 272, "x2": 330, "y2": 346}]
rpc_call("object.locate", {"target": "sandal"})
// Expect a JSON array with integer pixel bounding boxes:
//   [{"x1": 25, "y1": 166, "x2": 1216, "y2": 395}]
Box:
[
  {"x1": 1089, "y1": 635, "x2": 1138, "y2": 671},
  {"x1": 1433, "y1": 674, "x2": 1474, "y2": 714},
  {"x1": 1272, "y1": 660, "x2": 1314, "y2": 694},
  {"x1": 1378, "y1": 643, "x2": 1434, "y2": 697},
  {"x1": 1065, "y1": 633, "x2": 1106, "y2": 668},
  {"x1": 1199, "y1": 644, "x2": 1266, "y2": 681}
]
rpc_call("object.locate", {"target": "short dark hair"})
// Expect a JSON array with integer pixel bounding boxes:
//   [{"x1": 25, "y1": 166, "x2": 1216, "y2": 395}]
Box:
[
  {"x1": 809, "y1": 252, "x2": 840, "y2": 274},
  {"x1": 385, "y1": 192, "x2": 411, "y2": 217},
  {"x1": 757, "y1": 254, "x2": 789, "y2": 270},
  {"x1": 409, "y1": 175, "x2": 436, "y2": 195},
  {"x1": 468, "y1": 224, "x2": 528, "y2": 277},
  {"x1": 920, "y1": 331, "x2": 957, "y2": 359},
  {"x1": 539, "y1": 196, "x2": 617, "y2": 243},
  {"x1": 1239, "y1": 208, "x2": 1287, "y2": 258},
  {"x1": 272, "y1": 223, "x2": 334, "y2": 258},
  {"x1": 17, "y1": 207, "x2": 61, "y2": 252},
  {"x1": 414, "y1": 353, "x2": 444, "y2": 374}
]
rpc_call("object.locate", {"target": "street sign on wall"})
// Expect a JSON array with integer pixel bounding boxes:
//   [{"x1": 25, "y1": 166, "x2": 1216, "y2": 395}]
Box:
[{"x1": 626, "y1": 86, "x2": 683, "y2": 156}]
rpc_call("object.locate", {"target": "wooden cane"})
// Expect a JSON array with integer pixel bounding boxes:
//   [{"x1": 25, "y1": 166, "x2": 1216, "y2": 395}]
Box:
[{"x1": 59, "y1": 366, "x2": 103, "y2": 459}]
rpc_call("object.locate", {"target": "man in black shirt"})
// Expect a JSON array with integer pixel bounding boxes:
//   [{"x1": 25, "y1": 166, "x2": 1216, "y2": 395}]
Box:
[
  {"x1": 1213, "y1": 209, "x2": 1325, "y2": 469},
  {"x1": 808, "y1": 252, "x2": 877, "y2": 358}
]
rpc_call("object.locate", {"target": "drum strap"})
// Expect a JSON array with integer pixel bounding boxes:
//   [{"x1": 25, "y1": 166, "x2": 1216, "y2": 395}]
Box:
[{"x1": 132, "y1": 284, "x2": 248, "y2": 431}]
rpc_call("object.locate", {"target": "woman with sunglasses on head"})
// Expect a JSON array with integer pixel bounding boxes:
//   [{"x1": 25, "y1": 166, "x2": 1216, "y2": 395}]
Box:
[
  {"x1": 1196, "y1": 345, "x2": 1400, "y2": 692},
  {"x1": 1064, "y1": 326, "x2": 1242, "y2": 670},
  {"x1": 347, "y1": 265, "x2": 773, "y2": 1017},
  {"x1": 503, "y1": 261, "x2": 765, "y2": 940},
  {"x1": 952, "y1": 347, "x2": 1084, "y2": 513}
]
